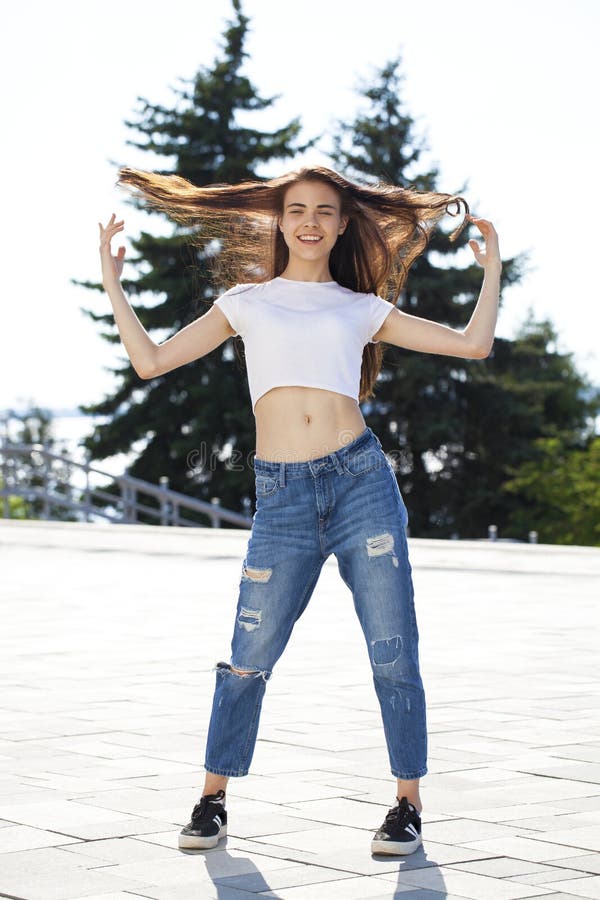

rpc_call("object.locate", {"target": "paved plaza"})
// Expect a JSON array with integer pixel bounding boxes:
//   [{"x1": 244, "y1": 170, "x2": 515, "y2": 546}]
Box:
[{"x1": 1, "y1": 518, "x2": 599, "y2": 899}]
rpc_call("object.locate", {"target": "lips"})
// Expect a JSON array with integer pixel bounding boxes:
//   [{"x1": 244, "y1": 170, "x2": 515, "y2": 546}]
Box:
[{"x1": 297, "y1": 235, "x2": 323, "y2": 243}]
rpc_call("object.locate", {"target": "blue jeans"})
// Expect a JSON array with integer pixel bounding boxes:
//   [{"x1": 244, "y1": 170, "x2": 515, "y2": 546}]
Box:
[{"x1": 204, "y1": 426, "x2": 427, "y2": 780}]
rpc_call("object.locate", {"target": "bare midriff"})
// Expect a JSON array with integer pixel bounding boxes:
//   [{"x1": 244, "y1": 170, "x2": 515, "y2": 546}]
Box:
[{"x1": 254, "y1": 386, "x2": 367, "y2": 463}]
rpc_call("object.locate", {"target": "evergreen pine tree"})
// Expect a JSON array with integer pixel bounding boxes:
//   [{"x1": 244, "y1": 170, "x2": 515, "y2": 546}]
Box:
[
  {"x1": 502, "y1": 433, "x2": 600, "y2": 547},
  {"x1": 76, "y1": 0, "x2": 305, "y2": 522},
  {"x1": 330, "y1": 59, "x2": 597, "y2": 539},
  {"x1": 471, "y1": 315, "x2": 600, "y2": 540}
]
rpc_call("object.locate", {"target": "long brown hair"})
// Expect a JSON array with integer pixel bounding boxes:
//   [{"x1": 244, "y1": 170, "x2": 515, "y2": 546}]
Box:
[{"x1": 117, "y1": 165, "x2": 469, "y2": 402}]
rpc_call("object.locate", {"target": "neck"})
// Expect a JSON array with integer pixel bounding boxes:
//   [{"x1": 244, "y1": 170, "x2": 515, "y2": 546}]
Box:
[{"x1": 280, "y1": 259, "x2": 333, "y2": 283}]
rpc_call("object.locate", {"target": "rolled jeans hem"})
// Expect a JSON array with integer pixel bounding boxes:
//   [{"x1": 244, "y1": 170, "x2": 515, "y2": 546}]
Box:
[
  {"x1": 204, "y1": 763, "x2": 249, "y2": 777},
  {"x1": 391, "y1": 767, "x2": 427, "y2": 780}
]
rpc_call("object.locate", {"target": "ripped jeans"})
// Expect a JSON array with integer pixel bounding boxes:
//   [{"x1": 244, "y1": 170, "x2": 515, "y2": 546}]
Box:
[{"x1": 204, "y1": 426, "x2": 427, "y2": 780}]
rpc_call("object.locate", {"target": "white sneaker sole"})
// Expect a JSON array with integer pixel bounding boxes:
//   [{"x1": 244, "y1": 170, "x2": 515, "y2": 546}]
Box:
[
  {"x1": 371, "y1": 833, "x2": 422, "y2": 855},
  {"x1": 178, "y1": 824, "x2": 227, "y2": 850}
]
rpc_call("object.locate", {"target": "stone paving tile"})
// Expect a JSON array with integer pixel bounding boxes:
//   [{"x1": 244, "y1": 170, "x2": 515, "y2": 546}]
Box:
[
  {"x1": 421, "y1": 778, "x2": 600, "y2": 813},
  {"x1": 67, "y1": 787, "x2": 195, "y2": 819},
  {"x1": 508, "y1": 866, "x2": 594, "y2": 884},
  {"x1": 280, "y1": 796, "x2": 391, "y2": 829},
  {"x1": 375, "y1": 866, "x2": 555, "y2": 898},
  {"x1": 507, "y1": 813, "x2": 600, "y2": 832},
  {"x1": 0, "y1": 851, "x2": 156, "y2": 900},
  {"x1": 96, "y1": 848, "x2": 301, "y2": 888},
  {"x1": 543, "y1": 744, "x2": 600, "y2": 764},
  {"x1": 550, "y1": 855, "x2": 600, "y2": 875},
  {"x1": 213, "y1": 862, "x2": 357, "y2": 892},
  {"x1": 533, "y1": 895, "x2": 600, "y2": 900},
  {"x1": 113, "y1": 772, "x2": 206, "y2": 791},
  {"x1": 515, "y1": 762, "x2": 600, "y2": 784},
  {"x1": 371, "y1": 894, "x2": 480, "y2": 900},
  {"x1": 222, "y1": 775, "x2": 365, "y2": 804},
  {"x1": 70, "y1": 894, "x2": 156, "y2": 900},
  {"x1": 541, "y1": 877, "x2": 600, "y2": 899},
  {"x1": 228, "y1": 812, "x2": 328, "y2": 840},
  {"x1": 540, "y1": 796, "x2": 600, "y2": 814},
  {"x1": 259, "y1": 875, "x2": 420, "y2": 898},
  {"x1": 448, "y1": 857, "x2": 562, "y2": 879},
  {"x1": 0, "y1": 823, "x2": 81, "y2": 852},
  {"x1": 2, "y1": 520, "x2": 599, "y2": 899},
  {"x1": 521, "y1": 825, "x2": 600, "y2": 853},
  {"x1": 460, "y1": 835, "x2": 592, "y2": 863},
  {"x1": 444, "y1": 804, "x2": 587, "y2": 823},
  {"x1": 140, "y1": 887, "x2": 282, "y2": 900},
  {"x1": 0, "y1": 799, "x2": 175, "y2": 841},
  {"x1": 411, "y1": 817, "x2": 519, "y2": 845},
  {"x1": 59, "y1": 836, "x2": 182, "y2": 864}
]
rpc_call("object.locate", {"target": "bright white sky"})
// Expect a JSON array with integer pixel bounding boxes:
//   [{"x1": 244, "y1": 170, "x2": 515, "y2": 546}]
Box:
[{"x1": 1, "y1": 0, "x2": 598, "y2": 415}]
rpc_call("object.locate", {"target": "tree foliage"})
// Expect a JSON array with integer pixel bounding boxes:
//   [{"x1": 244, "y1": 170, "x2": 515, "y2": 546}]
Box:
[
  {"x1": 330, "y1": 59, "x2": 599, "y2": 540},
  {"x1": 503, "y1": 434, "x2": 600, "y2": 546},
  {"x1": 76, "y1": 1, "x2": 305, "y2": 522}
]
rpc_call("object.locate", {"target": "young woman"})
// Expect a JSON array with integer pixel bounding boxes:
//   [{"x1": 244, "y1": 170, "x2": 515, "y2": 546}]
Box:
[{"x1": 99, "y1": 166, "x2": 501, "y2": 856}]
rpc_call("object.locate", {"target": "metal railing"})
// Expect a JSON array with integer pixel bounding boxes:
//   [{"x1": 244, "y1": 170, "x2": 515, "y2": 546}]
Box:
[{"x1": 0, "y1": 441, "x2": 253, "y2": 529}]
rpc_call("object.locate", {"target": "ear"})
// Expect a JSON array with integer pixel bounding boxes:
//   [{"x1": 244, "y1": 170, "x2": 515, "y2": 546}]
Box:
[
  {"x1": 277, "y1": 216, "x2": 283, "y2": 232},
  {"x1": 338, "y1": 215, "x2": 349, "y2": 235}
]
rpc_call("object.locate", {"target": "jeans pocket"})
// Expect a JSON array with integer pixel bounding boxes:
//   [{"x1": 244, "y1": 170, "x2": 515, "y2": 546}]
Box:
[
  {"x1": 255, "y1": 473, "x2": 280, "y2": 497},
  {"x1": 341, "y1": 446, "x2": 385, "y2": 478}
]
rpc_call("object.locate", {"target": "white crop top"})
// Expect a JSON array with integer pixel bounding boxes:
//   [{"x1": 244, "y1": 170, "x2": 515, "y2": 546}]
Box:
[{"x1": 213, "y1": 276, "x2": 395, "y2": 413}]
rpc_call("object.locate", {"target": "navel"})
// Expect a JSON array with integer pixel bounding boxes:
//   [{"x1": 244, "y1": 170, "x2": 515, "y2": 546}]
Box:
[{"x1": 305, "y1": 414, "x2": 311, "y2": 425}]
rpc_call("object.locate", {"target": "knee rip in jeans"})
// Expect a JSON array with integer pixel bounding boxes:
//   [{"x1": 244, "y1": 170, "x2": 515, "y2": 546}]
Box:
[
  {"x1": 237, "y1": 606, "x2": 262, "y2": 632},
  {"x1": 366, "y1": 532, "x2": 399, "y2": 568},
  {"x1": 371, "y1": 634, "x2": 403, "y2": 666},
  {"x1": 214, "y1": 660, "x2": 271, "y2": 682},
  {"x1": 242, "y1": 564, "x2": 272, "y2": 583}
]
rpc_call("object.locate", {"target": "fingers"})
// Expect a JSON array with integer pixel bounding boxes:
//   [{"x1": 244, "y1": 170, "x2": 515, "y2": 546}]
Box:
[
  {"x1": 99, "y1": 214, "x2": 125, "y2": 248},
  {"x1": 467, "y1": 214, "x2": 495, "y2": 235},
  {"x1": 99, "y1": 213, "x2": 125, "y2": 231}
]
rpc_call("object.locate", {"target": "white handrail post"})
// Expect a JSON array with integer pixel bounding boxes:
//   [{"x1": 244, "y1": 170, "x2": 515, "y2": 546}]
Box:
[
  {"x1": 42, "y1": 442, "x2": 51, "y2": 520},
  {"x1": 83, "y1": 452, "x2": 92, "y2": 522},
  {"x1": 159, "y1": 476, "x2": 170, "y2": 526}
]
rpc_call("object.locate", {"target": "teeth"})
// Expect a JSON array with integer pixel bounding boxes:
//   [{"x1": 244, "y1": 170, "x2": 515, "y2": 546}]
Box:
[{"x1": 298, "y1": 235, "x2": 322, "y2": 242}]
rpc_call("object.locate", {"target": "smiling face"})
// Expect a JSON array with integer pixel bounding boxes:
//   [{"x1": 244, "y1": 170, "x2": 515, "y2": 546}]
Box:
[{"x1": 278, "y1": 179, "x2": 348, "y2": 278}]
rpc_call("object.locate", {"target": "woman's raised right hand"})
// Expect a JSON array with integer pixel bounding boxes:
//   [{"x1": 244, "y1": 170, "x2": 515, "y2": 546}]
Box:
[{"x1": 99, "y1": 213, "x2": 126, "y2": 281}]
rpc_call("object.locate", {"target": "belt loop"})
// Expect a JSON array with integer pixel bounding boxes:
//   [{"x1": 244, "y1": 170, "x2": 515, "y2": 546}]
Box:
[
  {"x1": 329, "y1": 452, "x2": 344, "y2": 475},
  {"x1": 279, "y1": 460, "x2": 286, "y2": 487}
]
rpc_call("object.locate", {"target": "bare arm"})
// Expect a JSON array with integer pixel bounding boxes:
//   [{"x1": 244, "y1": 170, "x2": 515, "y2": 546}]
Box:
[
  {"x1": 99, "y1": 215, "x2": 233, "y2": 379},
  {"x1": 373, "y1": 216, "x2": 502, "y2": 359}
]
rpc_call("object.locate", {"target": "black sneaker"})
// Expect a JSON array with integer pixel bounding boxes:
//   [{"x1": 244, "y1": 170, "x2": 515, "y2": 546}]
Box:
[
  {"x1": 178, "y1": 790, "x2": 227, "y2": 850},
  {"x1": 371, "y1": 795, "x2": 422, "y2": 855}
]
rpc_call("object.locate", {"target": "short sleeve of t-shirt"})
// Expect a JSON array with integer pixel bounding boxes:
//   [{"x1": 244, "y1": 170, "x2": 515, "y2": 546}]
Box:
[
  {"x1": 213, "y1": 285, "x2": 248, "y2": 337},
  {"x1": 366, "y1": 294, "x2": 395, "y2": 344}
]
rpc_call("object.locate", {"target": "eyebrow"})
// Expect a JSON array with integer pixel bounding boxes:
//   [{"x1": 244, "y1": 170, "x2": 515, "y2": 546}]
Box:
[{"x1": 286, "y1": 202, "x2": 338, "y2": 210}]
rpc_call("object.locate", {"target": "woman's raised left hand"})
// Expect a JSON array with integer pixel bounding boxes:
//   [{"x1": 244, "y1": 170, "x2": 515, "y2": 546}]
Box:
[{"x1": 467, "y1": 215, "x2": 501, "y2": 269}]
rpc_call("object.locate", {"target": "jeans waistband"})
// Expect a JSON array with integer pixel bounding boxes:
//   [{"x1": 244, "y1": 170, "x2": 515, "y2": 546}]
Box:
[{"x1": 253, "y1": 426, "x2": 383, "y2": 483}]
